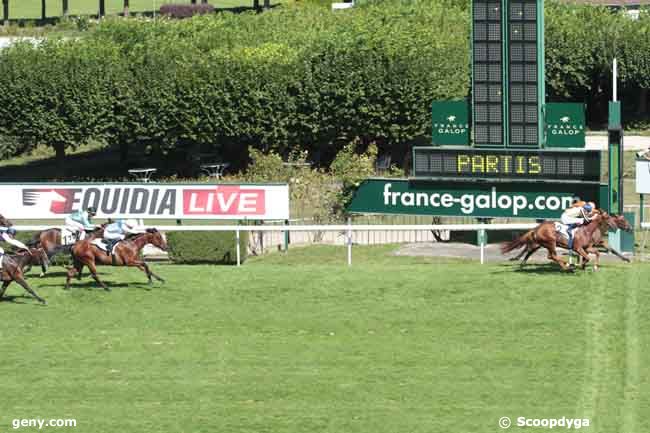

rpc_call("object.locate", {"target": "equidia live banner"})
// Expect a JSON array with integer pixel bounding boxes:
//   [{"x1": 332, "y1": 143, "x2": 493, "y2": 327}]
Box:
[{"x1": 0, "y1": 183, "x2": 290, "y2": 220}]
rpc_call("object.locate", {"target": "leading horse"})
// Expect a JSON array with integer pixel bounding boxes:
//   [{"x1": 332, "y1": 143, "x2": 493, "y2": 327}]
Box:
[
  {"x1": 507, "y1": 212, "x2": 632, "y2": 268},
  {"x1": 501, "y1": 211, "x2": 604, "y2": 271},
  {"x1": 65, "y1": 228, "x2": 167, "y2": 291}
]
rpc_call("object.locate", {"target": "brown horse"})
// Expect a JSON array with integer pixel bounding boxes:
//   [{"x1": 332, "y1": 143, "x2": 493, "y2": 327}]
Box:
[
  {"x1": 65, "y1": 228, "x2": 167, "y2": 291},
  {"x1": 1, "y1": 250, "x2": 47, "y2": 304},
  {"x1": 509, "y1": 212, "x2": 632, "y2": 268},
  {"x1": 28, "y1": 224, "x2": 106, "y2": 276},
  {"x1": 12, "y1": 248, "x2": 50, "y2": 274},
  {"x1": 501, "y1": 211, "x2": 604, "y2": 271},
  {"x1": 0, "y1": 214, "x2": 12, "y2": 227}
]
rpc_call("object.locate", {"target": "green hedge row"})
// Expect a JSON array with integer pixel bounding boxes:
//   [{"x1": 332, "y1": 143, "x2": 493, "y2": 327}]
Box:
[
  {"x1": 166, "y1": 231, "x2": 248, "y2": 264},
  {"x1": 0, "y1": 0, "x2": 648, "y2": 169}
]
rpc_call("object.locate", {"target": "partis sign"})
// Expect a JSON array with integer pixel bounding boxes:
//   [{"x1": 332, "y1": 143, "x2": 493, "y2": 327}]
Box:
[{"x1": 1, "y1": 183, "x2": 289, "y2": 220}]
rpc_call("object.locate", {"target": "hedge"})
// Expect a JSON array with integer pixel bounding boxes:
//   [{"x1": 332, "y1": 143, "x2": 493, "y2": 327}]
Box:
[
  {"x1": 166, "y1": 230, "x2": 248, "y2": 265},
  {"x1": 0, "y1": 1, "x2": 648, "y2": 166}
]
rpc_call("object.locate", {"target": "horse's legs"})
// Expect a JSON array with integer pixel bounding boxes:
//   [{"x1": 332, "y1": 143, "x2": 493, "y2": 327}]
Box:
[
  {"x1": 520, "y1": 245, "x2": 541, "y2": 267},
  {"x1": 575, "y1": 247, "x2": 591, "y2": 270},
  {"x1": 586, "y1": 246, "x2": 600, "y2": 271},
  {"x1": 87, "y1": 261, "x2": 110, "y2": 291},
  {"x1": 0, "y1": 281, "x2": 10, "y2": 299},
  {"x1": 13, "y1": 273, "x2": 46, "y2": 304},
  {"x1": 546, "y1": 245, "x2": 570, "y2": 271},
  {"x1": 65, "y1": 266, "x2": 78, "y2": 290},
  {"x1": 605, "y1": 246, "x2": 631, "y2": 263},
  {"x1": 133, "y1": 261, "x2": 165, "y2": 284},
  {"x1": 510, "y1": 246, "x2": 530, "y2": 261}
]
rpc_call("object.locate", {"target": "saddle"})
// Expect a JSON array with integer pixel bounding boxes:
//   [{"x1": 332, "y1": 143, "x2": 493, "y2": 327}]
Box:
[
  {"x1": 91, "y1": 239, "x2": 120, "y2": 254},
  {"x1": 554, "y1": 222, "x2": 571, "y2": 241}
]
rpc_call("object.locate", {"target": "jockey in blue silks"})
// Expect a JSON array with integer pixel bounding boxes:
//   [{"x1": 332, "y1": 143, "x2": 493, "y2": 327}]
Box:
[{"x1": 102, "y1": 219, "x2": 143, "y2": 255}]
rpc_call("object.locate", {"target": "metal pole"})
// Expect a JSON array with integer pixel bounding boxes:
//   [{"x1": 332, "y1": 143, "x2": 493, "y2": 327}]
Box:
[
  {"x1": 641, "y1": 194, "x2": 645, "y2": 228},
  {"x1": 236, "y1": 228, "x2": 241, "y2": 267},
  {"x1": 347, "y1": 217, "x2": 352, "y2": 266},
  {"x1": 479, "y1": 229, "x2": 485, "y2": 264},
  {"x1": 283, "y1": 219, "x2": 289, "y2": 252}
]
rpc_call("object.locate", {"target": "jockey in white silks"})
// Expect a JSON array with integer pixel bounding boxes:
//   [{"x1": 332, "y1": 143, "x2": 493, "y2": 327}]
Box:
[
  {"x1": 102, "y1": 219, "x2": 144, "y2": 255},
  {"x1": 560, "y1": 202, "x2": 594, "y2": 249},
  {"x1": 65, "y1": 207, "x2": 97, "y2": 241}
]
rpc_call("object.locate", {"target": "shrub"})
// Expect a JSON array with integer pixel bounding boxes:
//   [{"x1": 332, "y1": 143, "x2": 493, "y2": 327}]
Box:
[
  {"x1": 159, "y1": 4, "x2": 215, "y2": 18},
  {"x1": 166, "y1": 230, "x2": 248, "y2": 264}
]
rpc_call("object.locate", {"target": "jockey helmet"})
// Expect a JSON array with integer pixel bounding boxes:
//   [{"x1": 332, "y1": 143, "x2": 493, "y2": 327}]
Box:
[
  {"x1": 6, "y1": 227, "x2": 17, "y2": 236},
  {"x1": 87, "y1": 206, "x2": 97, "y2": 216},
  {"x1": 583, "y1": 203, "x2": 593, "y2": 212}
]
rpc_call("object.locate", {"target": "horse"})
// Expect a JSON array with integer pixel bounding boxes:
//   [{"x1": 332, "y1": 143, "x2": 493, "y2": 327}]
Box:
[
  {"x1": 508, "y1": 212, "x2": 632, "y2": 268},
  {"x1": 65, "y1": 228, "x2": 167, "y2": 291},
  {"x1": 0, "y1": 214, "x2": 12, "y2": 227},
  {"x1": 501, "y1": 211, "x2": 604, "y2": 271},
  {"x1": 11, "y1": 248, "x2": 50, "y2": 274},
  {"x1": 0, "y1": 251, "x2": 47, "y2": 304},
  {"x1": 28, "y1": 224, "x2": 107, "y2": 276}
]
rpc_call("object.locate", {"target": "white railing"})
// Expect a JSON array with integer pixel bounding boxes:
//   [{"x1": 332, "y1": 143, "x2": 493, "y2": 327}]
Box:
[{"x1": 14, "y1": 223, "x2": 538, "y2": 266}]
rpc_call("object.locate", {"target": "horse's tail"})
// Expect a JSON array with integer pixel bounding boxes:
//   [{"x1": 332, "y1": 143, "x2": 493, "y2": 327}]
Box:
[{"x1": 500, "y1": 232, "x2": 531, "y2": 255}]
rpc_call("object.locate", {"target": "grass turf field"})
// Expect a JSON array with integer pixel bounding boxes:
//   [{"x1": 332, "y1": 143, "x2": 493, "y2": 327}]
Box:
[{"x1": 1, "y1": 244, "x2": 648, "y2": 432}]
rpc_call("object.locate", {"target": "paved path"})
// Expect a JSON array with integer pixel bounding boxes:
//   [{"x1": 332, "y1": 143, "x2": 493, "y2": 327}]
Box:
[{"x1": 394, "y1": 242, "x2": 634, "y2": 264}]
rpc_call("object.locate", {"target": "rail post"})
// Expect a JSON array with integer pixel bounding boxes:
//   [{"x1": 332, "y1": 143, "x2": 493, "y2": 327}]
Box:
[
  {"x1": 347, "y1": 217, "x2": 352, "y2": 266},
  {"x1": 236, "y1": 227, "x2": 241, "y2": 267}
]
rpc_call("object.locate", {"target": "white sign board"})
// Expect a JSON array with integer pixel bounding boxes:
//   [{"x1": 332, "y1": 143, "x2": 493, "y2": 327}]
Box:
[
  {"x1": 636, "y1": 160, "x2": 650, "y2": 194},
  {"x1": 0, "y1": 183, "x2": 290, "y2": 220}
]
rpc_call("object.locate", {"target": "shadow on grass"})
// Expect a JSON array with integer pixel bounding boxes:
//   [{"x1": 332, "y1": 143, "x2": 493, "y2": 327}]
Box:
[
  {"x1": 0, "y1": 294, "x2": 45, "y2": 305},
  {"x1": 492, "y1": 262, "x2": 581, "y2": 275}
]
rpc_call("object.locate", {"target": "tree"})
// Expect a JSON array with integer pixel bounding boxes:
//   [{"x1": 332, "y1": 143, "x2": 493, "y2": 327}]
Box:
[
  {"x1": 62, "y1": 0, "x2": 69, "y2": 16},
  {"x1": 123, "y1": 0, "x2": 129, "y2": 16},
  {"x1": 41, "y1": 0, "x2": 46, "y2": 20}
]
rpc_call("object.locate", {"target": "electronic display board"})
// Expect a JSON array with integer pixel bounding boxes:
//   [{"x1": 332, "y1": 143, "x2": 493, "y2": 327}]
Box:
[{"x1": 413, "y1": 147, "x2": 601, "y2": 182}]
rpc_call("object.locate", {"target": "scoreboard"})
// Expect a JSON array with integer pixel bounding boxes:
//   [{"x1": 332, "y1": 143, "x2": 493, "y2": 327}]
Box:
[{"x1": 412, "y1": 147, "x2": 601, "y2": 183}]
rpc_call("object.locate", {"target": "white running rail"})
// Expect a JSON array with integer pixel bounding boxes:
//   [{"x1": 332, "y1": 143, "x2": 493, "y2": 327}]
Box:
[{"x1": 13, "y1": 223, "x2": 539, "y2": 266}]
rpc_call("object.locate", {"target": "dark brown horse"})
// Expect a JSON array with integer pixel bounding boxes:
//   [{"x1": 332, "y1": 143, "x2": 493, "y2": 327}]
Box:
[
  {"x1": 65, "y1": 229, "x2": 167, "y2": 291},
  {"x1": 501, "y1": 212, "x2": 604, "y2": 271},
  {"x1": 508, "y1": 212, "x2": 632, "y2": 268},
  {"x1": 0, "y1": 214, "x2": 12, "y2": 227},
  {"x1": 28, "y1": 224, "x2": 106, "y2": 276},
  {"x1": 1, "y1": 250, "x2": 47, "y2": 304},
  {"x1": 12, "y1": 248, "x2": 50, "y2": 274}
]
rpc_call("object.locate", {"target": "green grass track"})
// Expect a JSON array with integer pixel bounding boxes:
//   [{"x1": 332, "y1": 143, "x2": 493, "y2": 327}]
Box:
[{"x1": 1, "y1": 245, "x2": 647, "y2": 432}]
